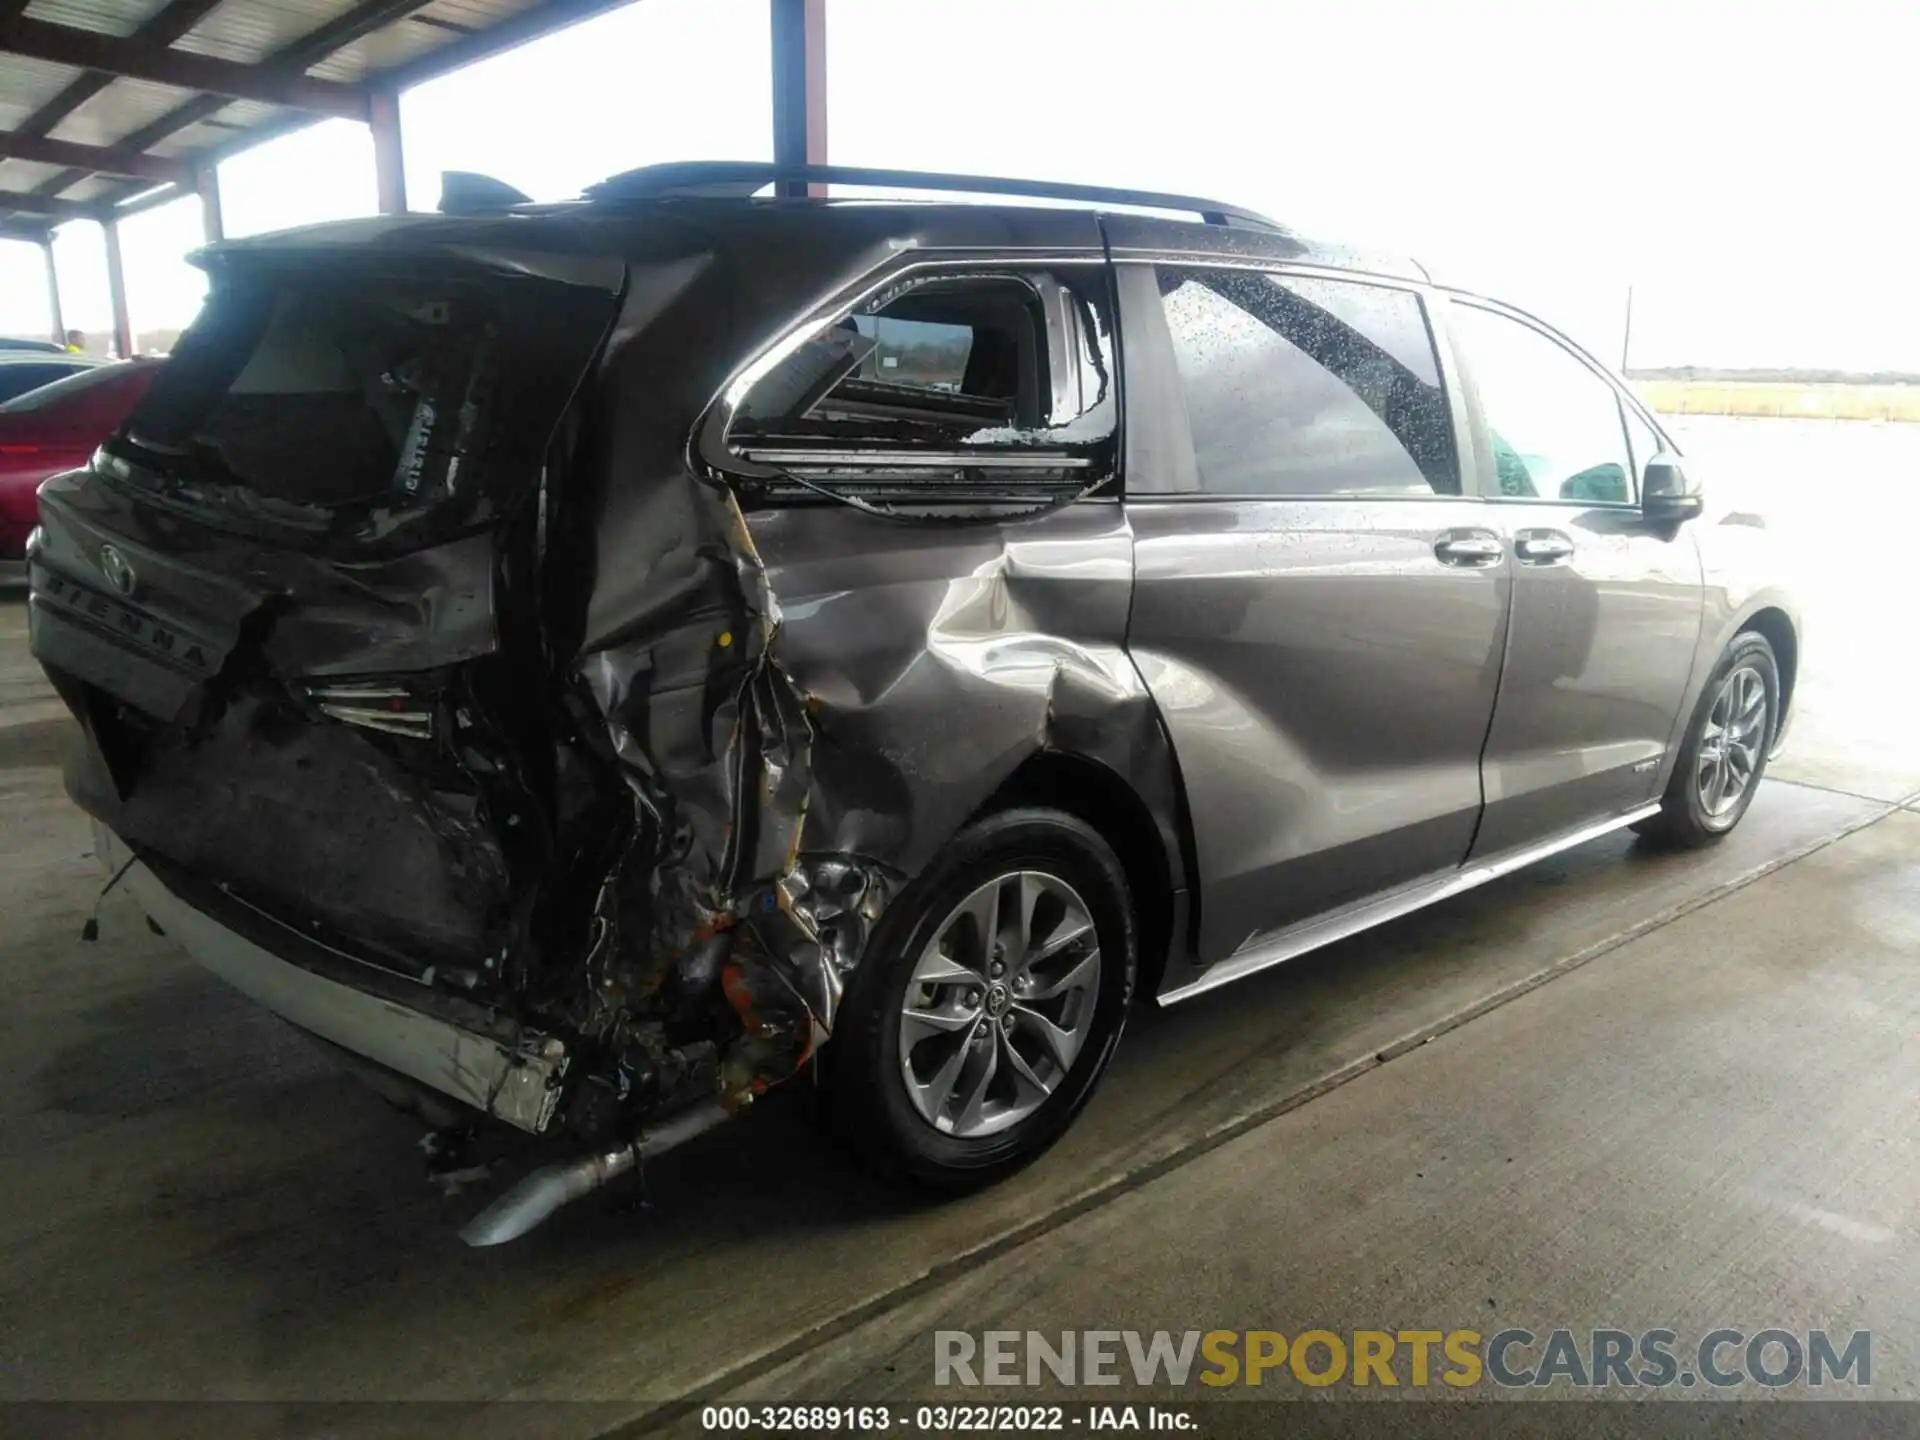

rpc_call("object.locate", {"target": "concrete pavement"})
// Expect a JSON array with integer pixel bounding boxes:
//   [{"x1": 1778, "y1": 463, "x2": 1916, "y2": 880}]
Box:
[
  {"x1": 717, "y1": 806, "x2": 1920, "y2": 1417},
  {"x1": 2, "y1": 578, "x2": 1907, "y2": 1425},
  {"x1": 5, "y1": 418, "x2": 1920, "y2": 1435}
]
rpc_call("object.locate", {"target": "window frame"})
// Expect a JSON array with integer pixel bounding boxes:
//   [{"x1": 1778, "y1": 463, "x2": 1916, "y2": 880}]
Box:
[
  {"x1": 1112, "y1": 255, "x2": 1475, "y2": 504},
  {"x1": 694, "y1": 252, "x2": 1120, "y2": 504},
  {"x1": 1436, "y1": 293, "x2": 1676, "y2": 509}
]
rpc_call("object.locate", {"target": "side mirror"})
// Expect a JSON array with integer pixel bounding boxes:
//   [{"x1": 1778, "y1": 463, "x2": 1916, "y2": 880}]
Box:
[{"x1": 1642, "y1": 456, "x2": 1703, "y2": 523}]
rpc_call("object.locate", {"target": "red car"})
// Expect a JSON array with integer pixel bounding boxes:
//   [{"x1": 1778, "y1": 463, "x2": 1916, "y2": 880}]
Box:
[{"x1": 0, "y1": 359, "x2": 162, "y2": 581}]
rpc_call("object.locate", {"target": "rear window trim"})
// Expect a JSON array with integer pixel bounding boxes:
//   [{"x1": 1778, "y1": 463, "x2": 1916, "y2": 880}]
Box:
[{"x1": 692, "y1": 251, "x2": 1114, "y2": 498}]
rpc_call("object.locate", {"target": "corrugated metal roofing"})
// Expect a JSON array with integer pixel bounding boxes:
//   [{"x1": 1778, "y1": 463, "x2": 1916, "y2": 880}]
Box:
[
  {"x1": 0, "y1": 155, "x2": 69, "y2": 188},
  {"x1": 59, "y1": 173, "x2": 123, "y2": 202},
  {"x1": 306, "y1": 18, "x2": 448, "y2": 81},
  {"x1": 172, "y1": 0, "x2": 364, "y2": 66},
  {"x1": 47, "y1": 75, "x2": 201, "y2": 146},
  {"x1": 0, "y1": 54, "x2": 85, "y2": 129},
  {"x1": 1, "y1": 0, "x2": 638, "y2": 237},
  {"x1": 22, "y1": 0, "x2": 181, "y2": 39}
]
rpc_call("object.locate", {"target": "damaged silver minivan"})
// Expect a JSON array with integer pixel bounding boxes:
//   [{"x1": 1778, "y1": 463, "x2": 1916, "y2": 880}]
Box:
[{"x1": 27, "y1": 164, "x2": 1798, "y2": 1243}]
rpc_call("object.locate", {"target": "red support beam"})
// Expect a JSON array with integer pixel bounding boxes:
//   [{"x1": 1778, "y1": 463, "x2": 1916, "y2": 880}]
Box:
[
  {"x1": 197, "y1": 166, "x2": 224, "y2": 242},
  {"x1": 370, "y1": 90, "x2": 407, "y2": 214},
  {"x1": 0, "y1": 132, "x2": 192, "y2": 185},
  {"x1": 43, "y1": 239, "x2": 66, "y2": 344},
  {"x1": 770, "y1": 0, "x2": 827, "y2": 197},
  {"x1": 103, "y1": 219, "x2": 132, "y2": 359},
  {"x1": 0, "y1": 15, "x2": 372, "y2": 117}
]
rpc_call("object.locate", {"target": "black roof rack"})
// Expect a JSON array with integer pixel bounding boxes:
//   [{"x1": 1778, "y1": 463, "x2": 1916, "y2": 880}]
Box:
[{"x1": 583, "y1": 161, "x2": 1284, "y2": 231}]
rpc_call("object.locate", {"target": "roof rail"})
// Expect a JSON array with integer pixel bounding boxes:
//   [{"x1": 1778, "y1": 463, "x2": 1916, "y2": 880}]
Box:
[{"x1": 583, "y1": 161, "x2": 1284, "y2": 231}]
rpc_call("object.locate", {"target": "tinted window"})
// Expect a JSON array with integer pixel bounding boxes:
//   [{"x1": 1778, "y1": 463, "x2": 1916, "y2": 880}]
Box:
[
  {"x1": 1450, "y1": 304, "x2": 1636, "y2": 504},
  {"x1": 1156, "y1": 268, "x2": 1458, "y2": 498},
  {"x1": 0, "y1": 362, "x2": 87, "y2": 405}
]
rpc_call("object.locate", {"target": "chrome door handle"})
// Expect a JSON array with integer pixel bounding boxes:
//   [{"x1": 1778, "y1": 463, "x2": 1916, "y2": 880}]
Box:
[
  {"x1": 1514, "y1": 528, "x2": 1575, "y2": 565},
  {"x1": 1433, "y1": 529, "x2": 1505, "y2": 567}
]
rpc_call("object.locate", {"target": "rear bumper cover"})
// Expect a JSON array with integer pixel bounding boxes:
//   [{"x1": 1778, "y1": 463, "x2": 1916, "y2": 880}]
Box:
[{"x1": 95, "y1": 823, "x2": 568, "y2": 1134}]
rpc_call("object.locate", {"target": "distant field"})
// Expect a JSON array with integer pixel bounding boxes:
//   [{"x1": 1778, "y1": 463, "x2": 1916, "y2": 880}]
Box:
[{"x1": 1634, "y1": 380, "x2": 1920, "y2": 422}]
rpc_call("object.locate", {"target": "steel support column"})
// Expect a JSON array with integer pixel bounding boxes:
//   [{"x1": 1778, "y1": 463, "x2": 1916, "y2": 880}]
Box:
[
  {"x1": 770, "y1": 0, "x2": 827, "y2": 197},
  {"x1": 103, "y1": 219, "x2": 132, "y2": 359},
  {"x1": 197, "y1": 165, "x2": 224, "y2": 243},
  {"x1": 42, "y1": 239, "x2": 65, "y2": 345},
  {"x1": 370, "y1": 90, "x2": 406, "y2": 214}
]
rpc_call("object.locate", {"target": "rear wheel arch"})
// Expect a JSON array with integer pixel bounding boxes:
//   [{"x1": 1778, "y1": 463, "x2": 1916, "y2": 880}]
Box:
[
  {"x1": 1739, "y1": 606, "x2": 1798, "y2": 738},
  {"x1": 968, "y1": 750, "x2": 1179, "y2": 997}
]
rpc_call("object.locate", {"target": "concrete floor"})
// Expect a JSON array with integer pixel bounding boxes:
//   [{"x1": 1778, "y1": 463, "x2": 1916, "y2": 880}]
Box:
[{"x1": 3, "y1": 418, "x2": 1917, "y2": 1433}]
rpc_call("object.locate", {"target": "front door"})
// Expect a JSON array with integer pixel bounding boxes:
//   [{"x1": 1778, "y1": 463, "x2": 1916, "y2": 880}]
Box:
[
  {"x1": 1115, "y1": 260, "x2": 1511, "y2": 963},
  {"x1": 1441, "y1": 299, "x2": 1704, "y2": 858}
]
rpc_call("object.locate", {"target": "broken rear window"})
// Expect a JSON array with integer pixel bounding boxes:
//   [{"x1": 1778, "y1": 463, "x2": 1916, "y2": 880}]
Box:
[
  {"x1": 105, "y1": 258, "x2": 616, "y2": 553},
  {"x1": 123, "y1": 277, "x2": 490, "y2": 511},
  {"x1": 723, "y1": 267, "x2": 1117, "y2": 510}
]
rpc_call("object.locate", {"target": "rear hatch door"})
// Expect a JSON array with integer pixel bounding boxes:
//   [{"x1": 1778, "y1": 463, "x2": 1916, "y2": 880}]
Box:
[
  {"x1": 33, "y1": 239, "x2": 622, "y2": 715},
  {"x1": 29, "y1": 234, "x2": 626, "y2": 979}
]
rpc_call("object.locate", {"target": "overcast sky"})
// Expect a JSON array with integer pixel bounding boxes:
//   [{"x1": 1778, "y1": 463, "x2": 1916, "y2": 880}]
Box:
[{"x1": 1, "y1": 0, "x2": 1911, "y2": 368}]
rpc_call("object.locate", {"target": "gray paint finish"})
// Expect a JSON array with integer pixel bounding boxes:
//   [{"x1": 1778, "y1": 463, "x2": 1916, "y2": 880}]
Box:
[
  {"x1": 746, "y1": 500, "x2": 1181, "y2": 885},
  {"x1": 1126, "y1": 496, "x2": 1509, "y2": 960},
  {"x1": 1469, "y1": 501, "x2": 1706, "y2": 855},
  {"x1": 722, "y1": 808, "x2": 1920, "y2": 1406},
  {"x1": 17, "y1": 188, "x2": 1803, "y2": 1207},
  {"x1": 0, "y1": 614, "x2": 1885, "y2": 1405}
]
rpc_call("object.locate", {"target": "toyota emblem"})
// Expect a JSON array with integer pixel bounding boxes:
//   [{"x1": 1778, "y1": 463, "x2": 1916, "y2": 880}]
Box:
[{"x1": 100, "y1": 544, "x2": 138, "y2": 598}]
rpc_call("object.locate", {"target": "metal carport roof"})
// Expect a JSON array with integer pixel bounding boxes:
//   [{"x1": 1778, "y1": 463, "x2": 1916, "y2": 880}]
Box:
[
  {"x1": 0, "y1": 0, "x2": 826, "y2": 352},
  {"x1": 0, "y1": 0, "x2": 651, "y2": 239}
]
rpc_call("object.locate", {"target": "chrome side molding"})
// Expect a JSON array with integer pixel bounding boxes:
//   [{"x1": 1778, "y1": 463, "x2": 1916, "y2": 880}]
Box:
[{"x1": 1158, "y1": 803, "x2": 1664, "y2": 1006}]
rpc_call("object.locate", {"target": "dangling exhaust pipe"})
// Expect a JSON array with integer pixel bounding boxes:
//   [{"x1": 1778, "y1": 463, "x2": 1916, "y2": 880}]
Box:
[{"x1": 460, "y1": 1099, "x2": 734, "y2": 1247}]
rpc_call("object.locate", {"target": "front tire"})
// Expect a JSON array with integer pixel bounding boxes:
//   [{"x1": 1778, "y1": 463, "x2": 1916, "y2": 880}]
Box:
[
  {"x1": 824, "y1": 807, "x2": 1136, "y2": 1191},
  {"x1": 1636, "y1": 630, "x2": 1780, "y2": 849}
]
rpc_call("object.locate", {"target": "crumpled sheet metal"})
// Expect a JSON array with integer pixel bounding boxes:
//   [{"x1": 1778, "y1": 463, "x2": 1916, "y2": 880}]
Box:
[
  {"x1": 569, "y1": 212, "x2": 1185, "y2": 1062},
  {"x1": 577, "y1": 483, "x2": 818, "y2": 995},
  {"x1": 579, "y1": 486, "x2": 1179, "y2": 1049}
]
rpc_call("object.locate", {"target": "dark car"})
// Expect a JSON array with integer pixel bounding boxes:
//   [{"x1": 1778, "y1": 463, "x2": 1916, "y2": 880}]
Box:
[
  {"x1": 25, "y1": 164, "x2": 1798, "y2": 1244},
  {"x1": 0, "y1": 336, "x2": 70, "y2": 354},
  {"x1": 0, "y1": 351, "x2": 101, "y2": 407},
  {"x1": 0, "y1": 360, "x2": 163, "y2": 581}
]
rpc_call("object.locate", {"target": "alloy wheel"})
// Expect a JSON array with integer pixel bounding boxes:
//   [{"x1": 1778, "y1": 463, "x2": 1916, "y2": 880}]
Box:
[
  {"x1": 896, "y1": 870, "x2": 1103, "y2": 1138},
  {"x1": 1697, "y1": 665, "x2": 1769, "y2": 818}
]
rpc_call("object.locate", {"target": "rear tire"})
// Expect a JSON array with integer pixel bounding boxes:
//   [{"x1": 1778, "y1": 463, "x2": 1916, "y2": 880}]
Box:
[
  {"x1": 823, "y1": 807, "x2": 1136, "y2": 1192},
  {"x1": 1635, "y1": 631, "x2": 1780, "y2": 849}
]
